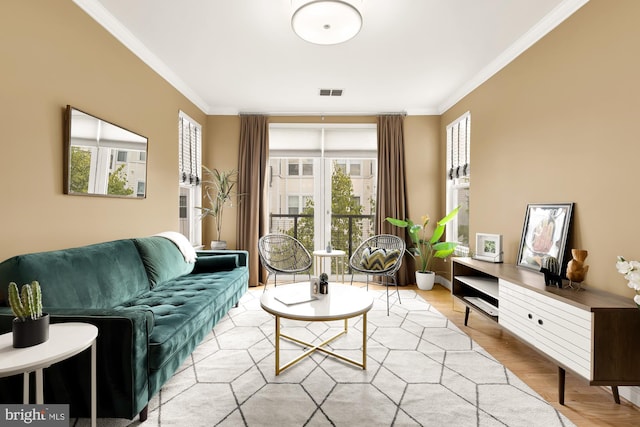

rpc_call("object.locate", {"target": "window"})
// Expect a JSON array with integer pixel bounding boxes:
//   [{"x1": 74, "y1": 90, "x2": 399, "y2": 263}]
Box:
[
  {"x1": 446, "y1": 112, "x2": 471, "y2": 254},
  {"x1": 286, "y1": 195, "x2": 313, "y2": 214},
  {"x1": 117, "y1": 151, "x2": 127, "y2": 162},
  {"x1": 288, "y1": 161, "x2": 299, "y2": 176},
  {"x1": 349, "y1": 162, "x2": 361, "y2": 176},
  {"x1": 136, "y1": 181, "x2": 145, "y2": 198},
  {"x1": 288, "y1": 196, "x2": 300, "y2": 214},
  {"x1": 179, "y1": 194, "x2": 188, "y2": 219},
  {"x1": 287, "y1": 159, "x2": 314, "y2": 176},
  {"x1": 268, "y1": 124, "x2": 377, "y2": 279},
  {"x1": 178, "y1": 111, "x2": 202, "y2": 247},
  {"x1": 302, "y1": 160, "x2": 313, "y2": 176},
  {"x1": 334, "y1": 160, "x2": 362, "y2": 176}
]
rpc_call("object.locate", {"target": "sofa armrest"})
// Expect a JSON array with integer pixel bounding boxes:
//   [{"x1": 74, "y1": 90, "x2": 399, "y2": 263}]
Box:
[
  {"x1": 196, "y1": 250, "x2": 249, "y2": 267},
  {"x1": 0, "y1": 307, "x2": 151, "y2": 419}
]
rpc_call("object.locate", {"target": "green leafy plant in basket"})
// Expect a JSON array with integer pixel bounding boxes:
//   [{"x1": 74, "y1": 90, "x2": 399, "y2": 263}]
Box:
[
  {"x1": 8, "y1": 281, "x2": 43, "y2": 321},
  {"x1": 386, "y1": 206, "x2": 460, "y2": 273}
]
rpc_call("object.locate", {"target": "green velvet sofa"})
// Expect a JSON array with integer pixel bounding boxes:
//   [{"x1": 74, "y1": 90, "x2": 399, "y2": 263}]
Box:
[{"x1": 0, "y1": 236, "x2": 249, "y2": 421}]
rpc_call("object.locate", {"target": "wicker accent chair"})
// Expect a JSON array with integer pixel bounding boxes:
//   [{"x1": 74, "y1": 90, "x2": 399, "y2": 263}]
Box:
[
  {"x1": 258, "y1": 234, "x2": 312, "y2": 290},
  {"x1": 349, "y1": 234, "x2": 406, "y2": 315}
]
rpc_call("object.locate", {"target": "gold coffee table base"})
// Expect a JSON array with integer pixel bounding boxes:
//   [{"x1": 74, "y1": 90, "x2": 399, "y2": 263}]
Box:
[{"x1": 275, "y1": 314, "x2": 367, "y2": 375}]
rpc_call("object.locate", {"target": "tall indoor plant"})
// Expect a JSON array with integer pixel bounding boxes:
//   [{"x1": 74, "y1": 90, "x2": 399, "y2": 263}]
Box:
[
  {"x1": 197, "y1": 166, "x2": 239, "y2": 250},
  {"x1": 386, "y1": 206, "x2": 460, "y2": 290}
]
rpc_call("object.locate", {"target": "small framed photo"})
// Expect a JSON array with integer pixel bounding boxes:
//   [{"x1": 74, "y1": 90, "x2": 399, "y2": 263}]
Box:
[
  {"x1": 474, "y1": 233, "x2": 503, "y2": 263},
  {"x1": 516, "y1": 203, "x2": 574, "y2": 273}
]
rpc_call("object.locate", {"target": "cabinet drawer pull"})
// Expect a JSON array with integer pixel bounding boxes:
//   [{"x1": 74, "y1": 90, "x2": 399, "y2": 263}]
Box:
[
  {"x1": 527, "y1": 313, "x2": 533, "y2": 319},
  {"x1": 538, "y1": 319, "x2": 544, "y2": 325}
]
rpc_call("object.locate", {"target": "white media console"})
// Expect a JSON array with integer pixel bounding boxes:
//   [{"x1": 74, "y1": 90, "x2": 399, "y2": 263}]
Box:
[{"x1": 452, "y1": 257, "x2": 640, "y2": 405}]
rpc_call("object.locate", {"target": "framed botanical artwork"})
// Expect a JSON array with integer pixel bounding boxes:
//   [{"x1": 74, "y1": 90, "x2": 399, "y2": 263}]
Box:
[
  {"x1": 474, "y1": 233, "x2": 503, "y2": 263},
  {"x1": 517, "y1": 203, "x2": 574, "y2": 273}
]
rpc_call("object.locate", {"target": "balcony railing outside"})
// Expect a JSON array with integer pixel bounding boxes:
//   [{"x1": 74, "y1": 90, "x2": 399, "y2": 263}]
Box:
[{"x1": 269, "y1": 213, "x2": 375, "y2": 275}]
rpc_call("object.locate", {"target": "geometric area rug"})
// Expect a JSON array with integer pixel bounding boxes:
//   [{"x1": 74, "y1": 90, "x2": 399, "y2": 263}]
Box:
[{"x1": 74, "y1": 288, "x2": 575, "y2": 427}]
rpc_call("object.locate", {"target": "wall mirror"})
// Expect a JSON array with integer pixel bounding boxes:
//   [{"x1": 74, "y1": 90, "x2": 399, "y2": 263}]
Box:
[{"x1": 64, "y1": 105, "x2": 148, "y2": 198}]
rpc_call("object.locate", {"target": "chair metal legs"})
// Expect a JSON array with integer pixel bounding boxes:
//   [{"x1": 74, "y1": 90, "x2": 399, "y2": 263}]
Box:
[
  {"x1": 350, "y1": 273, "x2": 401, "y2": 316},
  {"x1": 263, "y1": 272, "x2": 311, "y2": 292},
  {"x1": 262, "y1": 272, "x2": 275, "y2": 293},
  {"x1": 386, "y1": 276, "x2": 401, "y2": 316},
  {"x1": 291, "y1": 273, "x2": 311, "y2": 284}
]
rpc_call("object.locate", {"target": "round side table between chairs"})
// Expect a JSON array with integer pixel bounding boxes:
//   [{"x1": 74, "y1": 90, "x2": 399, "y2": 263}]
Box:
[{"x1": 313, "y1": 249, "x2": 346, "y2": 283}]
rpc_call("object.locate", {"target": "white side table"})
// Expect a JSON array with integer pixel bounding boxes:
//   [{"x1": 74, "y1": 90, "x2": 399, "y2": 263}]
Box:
[
  {"x1": 0, "y1": 322, "x2": 98, "y2": 427},
  {"x1": 313, "y1": 249, "x2": 347, "y2": 283}
]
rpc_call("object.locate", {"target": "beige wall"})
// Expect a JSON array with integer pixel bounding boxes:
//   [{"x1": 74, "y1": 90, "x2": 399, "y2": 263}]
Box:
[
  {"x1": 0, "y1": 1, "x2": 205, "y2": 261},
  {"x1": 203, "y1": 116, "x2": 240, "y2": 249},
  {"x1": 404, "y1": 116, "x2": 442, "y2": 225},
  {"x1": 442, "y1": 0, "x2": 640, "y2": 297}
]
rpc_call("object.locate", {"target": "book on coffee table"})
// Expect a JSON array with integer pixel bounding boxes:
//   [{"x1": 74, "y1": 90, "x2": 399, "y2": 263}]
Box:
[{"x1": 274, "y1": 292, "x2": 317, "y2": 305}]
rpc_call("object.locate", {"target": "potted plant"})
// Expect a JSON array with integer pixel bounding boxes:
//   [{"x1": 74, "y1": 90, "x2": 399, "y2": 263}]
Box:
[
  {"x1": 197, "y1": 166, "x2": 239, "y2": 250},
  {"x1": 386, "y1": 206, "x2": 460, "y2": 290},
  {"x1": 8, "y1": 280, "x2": 49, "y2": 348}
]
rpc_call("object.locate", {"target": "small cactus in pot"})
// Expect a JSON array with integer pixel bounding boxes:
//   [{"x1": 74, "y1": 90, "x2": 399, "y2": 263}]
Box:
[
  {"x1": 9, "y1": 281, "x2": 43, "y2": 321},
  {"x1": 8, "y1": 280, "x2": 49, "y2": 348}
]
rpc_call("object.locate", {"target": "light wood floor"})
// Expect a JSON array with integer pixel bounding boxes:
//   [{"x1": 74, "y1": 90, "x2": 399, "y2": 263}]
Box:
[{"x1": 260, "y1": 281, "x2": 640, "y2": 426}]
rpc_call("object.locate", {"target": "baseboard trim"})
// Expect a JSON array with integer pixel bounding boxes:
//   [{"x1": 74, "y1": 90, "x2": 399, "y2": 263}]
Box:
[
  {"x1": 436, "y1": 275, "x2": 452, "y2": 290},
  {"x1": 618, "y1": 386, "x2": 640, "y2": 408}
]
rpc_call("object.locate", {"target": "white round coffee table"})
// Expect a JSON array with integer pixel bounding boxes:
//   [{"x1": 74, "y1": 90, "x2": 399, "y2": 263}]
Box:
[
  {"x1": 0, "y1": 322, "x2": 98, "y2": 427},
  {"x1": 260, "y1": 282, "x2": 373, "y2": 375}
]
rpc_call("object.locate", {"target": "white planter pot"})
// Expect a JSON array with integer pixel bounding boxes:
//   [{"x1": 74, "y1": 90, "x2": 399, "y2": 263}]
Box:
[
  {"x1": 415, "y1": 271, "x2": 435, "y2": 291},
  {"x1": 210, "y1": 240, "x2": 227, "y2": 250}
]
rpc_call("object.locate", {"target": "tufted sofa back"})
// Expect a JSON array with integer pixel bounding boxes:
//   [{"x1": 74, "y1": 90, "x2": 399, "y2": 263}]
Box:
[{"x1": 0, "y1": 239, "x2": 150, "y2": 309}]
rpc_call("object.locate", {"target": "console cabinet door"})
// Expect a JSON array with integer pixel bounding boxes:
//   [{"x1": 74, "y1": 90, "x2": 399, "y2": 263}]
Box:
[{"x1": 498, "y1": 279, "x2": 593, "y2": 380}]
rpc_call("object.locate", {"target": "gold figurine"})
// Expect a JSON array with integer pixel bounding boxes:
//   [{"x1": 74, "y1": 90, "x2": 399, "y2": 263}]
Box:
[{"x1": 566, "y1": 249, "x2": 589, "y2": 290}]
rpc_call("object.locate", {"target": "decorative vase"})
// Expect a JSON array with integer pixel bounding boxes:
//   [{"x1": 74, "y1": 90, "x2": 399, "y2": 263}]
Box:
[
  {"x1": 319, "y1": 278, "x2": 329, "y2": 294},
  {"x1": 415, "y1": 271, "x2": 435, "y2": 291},
  {"x1": 566, "y1": 249, "x2": 589, "y2": 288},
  {"x1": 210, "y1": 240, "x2": 227, "y2": 250},
  {"x1": 326, "y1": 243, "x2": 332, "y2": 253},
  {"x1": 12, "y1": 313, "x2": 50, "y2": 348}
]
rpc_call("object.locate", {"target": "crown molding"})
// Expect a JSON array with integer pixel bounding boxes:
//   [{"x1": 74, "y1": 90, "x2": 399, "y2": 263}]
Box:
[
  {"x1": 437, "y1": 0, "x2": 590, "y2": 114},
  {"x1": 72, "y1": 0, "x2": 211, "y2": 114},
  {"x1": 73, "y1": 0, "x2": 588, "y2": 118}
]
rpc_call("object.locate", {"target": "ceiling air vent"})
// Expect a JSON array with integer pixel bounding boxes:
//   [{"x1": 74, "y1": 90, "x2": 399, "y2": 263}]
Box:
[{"x1": 319, "y1": 89, "x2": 343, "y2": 97}]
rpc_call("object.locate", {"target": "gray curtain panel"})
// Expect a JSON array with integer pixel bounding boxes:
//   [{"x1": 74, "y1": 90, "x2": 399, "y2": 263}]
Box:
[
  {"x1": 376, "y1": 115, "x2": 411, "y2": 285},
  {"x1": 237, "y1": 115, "x2": 269, "y2": 286}
]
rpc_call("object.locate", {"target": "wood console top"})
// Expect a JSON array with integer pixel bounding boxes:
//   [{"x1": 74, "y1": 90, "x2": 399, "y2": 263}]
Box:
[{"x1": 453, "y1": 257, "x2": 637, "y2": 311}]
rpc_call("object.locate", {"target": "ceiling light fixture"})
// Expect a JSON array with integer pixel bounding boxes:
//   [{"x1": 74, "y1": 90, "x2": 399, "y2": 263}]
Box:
[{"x1": 291, "y1": 0, "x2": 362, "y2": 45}]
